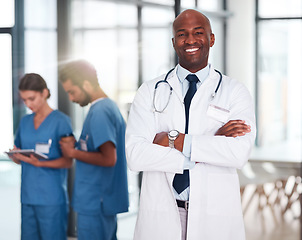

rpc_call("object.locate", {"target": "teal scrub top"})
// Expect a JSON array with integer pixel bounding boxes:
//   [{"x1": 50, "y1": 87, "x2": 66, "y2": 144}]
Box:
[
  {"x1": 15, "y1": 110, "x2": 73, "y2": 205},
  {"x1": 72, "y1": 98, "x2": 129, "y2": 216}
]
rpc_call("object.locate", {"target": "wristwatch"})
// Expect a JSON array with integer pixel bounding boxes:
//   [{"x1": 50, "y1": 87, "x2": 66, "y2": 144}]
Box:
[{"x1": 168, "y1": 130, "x2": 179, "y2": 148}]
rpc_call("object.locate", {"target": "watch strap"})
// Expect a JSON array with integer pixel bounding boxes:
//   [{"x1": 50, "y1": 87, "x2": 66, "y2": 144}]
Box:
[{"x1": 169, "y1": 139, "x2": 175, "y2": 148}]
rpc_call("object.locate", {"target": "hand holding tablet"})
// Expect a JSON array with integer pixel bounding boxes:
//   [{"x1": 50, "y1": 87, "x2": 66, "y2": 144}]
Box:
[{"x1": 6, "y1": 149, "x2": 48, "y2": 160}]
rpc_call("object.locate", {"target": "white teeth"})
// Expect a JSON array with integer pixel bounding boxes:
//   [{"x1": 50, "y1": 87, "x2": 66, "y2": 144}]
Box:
[{"x1": 186, "y1": 48, "x2": 198, "y2": 52}]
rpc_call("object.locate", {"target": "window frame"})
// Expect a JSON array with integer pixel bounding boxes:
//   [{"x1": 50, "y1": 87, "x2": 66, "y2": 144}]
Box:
[{"x1": 255, "y1": 0, "x2": 302, "y2": 146}]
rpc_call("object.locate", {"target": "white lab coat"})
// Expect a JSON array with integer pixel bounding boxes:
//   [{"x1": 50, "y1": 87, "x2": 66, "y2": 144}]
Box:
[{"x1": 126, "y1": 65, "x2": 256, "y2": 240}]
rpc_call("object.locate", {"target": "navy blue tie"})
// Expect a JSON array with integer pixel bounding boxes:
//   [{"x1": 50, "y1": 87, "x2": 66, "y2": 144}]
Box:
[{"x1": 173, "y1": 74, "x2": 199, "y2": 194}]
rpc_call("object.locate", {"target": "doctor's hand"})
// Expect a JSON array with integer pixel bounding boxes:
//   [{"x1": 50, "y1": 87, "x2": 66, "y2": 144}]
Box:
[
  {"x1": 215, "y1": 120, "x2": 251, "y2": 137},
  {"x1": 153, "y1": 132, "x2": 185, "y2": 152}
]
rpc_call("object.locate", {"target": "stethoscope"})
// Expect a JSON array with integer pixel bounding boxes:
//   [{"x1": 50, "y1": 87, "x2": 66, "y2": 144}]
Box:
[{"x1": 153, "y1": 68, "x2": 223, "y2": 113}]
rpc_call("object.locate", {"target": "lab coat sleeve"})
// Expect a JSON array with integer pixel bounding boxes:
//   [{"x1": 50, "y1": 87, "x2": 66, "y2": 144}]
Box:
[
  {"x1": 191, "y1": 82, "x2": 256, "y2": 169},
  {"x1": 126, "y1": 82, "x2": 185, "y2": 173}
]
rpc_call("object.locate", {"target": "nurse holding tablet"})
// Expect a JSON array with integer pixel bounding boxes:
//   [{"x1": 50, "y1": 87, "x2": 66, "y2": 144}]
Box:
[{"x1": 9, "y1": 73, "x2": 74, "y2": 240}]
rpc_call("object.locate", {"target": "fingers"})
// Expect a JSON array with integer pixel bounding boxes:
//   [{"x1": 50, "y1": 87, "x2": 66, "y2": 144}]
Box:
[
  {"x1": 224, "y1": 120, "x2": 249, "y2": 131},
  {"x1": 14, "y1": 153, "x2": 36, "y2": 162},
  {"x1": 226, "y1": 120, "x2": 246, "y2": 125},
  {"x1": 224, "y1": 126, "x2": 251, "y2": 137},
  {"x1": 60, "y1": 140, "x2": 74, "y2": 151},
  {"x1": 216, "y1": 120, "x2": 251, "y2": 137},
  {"x1": 11, "y1": 157, "x2": 21, "y2": 164},
  {"x1": 227, "y1": 124, "x2": 251, "y2": 134},
  {"x1": 14, "y1": 153, "x2": 29, "y2": 162},
  {"x1": 225, "y1": 120, "x2": 250, "y2": 130},
  {"x1": 153, "y1": 132, "x2": 167, "y2": 145},
  {"x1": 226, "y1": 125, "x2": 251, "y2": 137},
  {"x1": 12, "y1": 145, "x2": 19, "y2": 151}
]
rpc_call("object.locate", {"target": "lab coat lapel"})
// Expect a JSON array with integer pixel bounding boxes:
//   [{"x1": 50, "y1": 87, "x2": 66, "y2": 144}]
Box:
[
  {"x1": 166, "y1": 67, "x2": 183, "y2": 103},
  {"x1": 191, "y1": 65, "x2": 219, "y2": 104}
]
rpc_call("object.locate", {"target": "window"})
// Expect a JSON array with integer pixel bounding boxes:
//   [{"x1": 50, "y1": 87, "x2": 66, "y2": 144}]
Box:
[
  {"x1": 198, "y1": 0, "x2": 224, "y2": 11},
  {"x1": 142, "y1": 6, "x2": 174, "y2": 82},
  {"x1": 71, "y1": 1, "x2": 139, "y2": 136},
  {"x1": 0, "y1": 1, "x2": 14, "y2": 159},
  {"x1": 0, "y1": 34, "x2": 13, "y2": 158},
  {"x1": 0, "y1": 0, "x2": 14, "y2": 27},
  {"x1": 256, "y1": 0, "x2": 302, "y2": 160},
  {"x1": 24, "y1": 0, "x2": 58, "y2": 109},
  {"x1": 70, "y1": 0, "x2": 229, "y2": 133},
  {"x1": 258, "y1": 0, "x2": 302, "y2": 18}
]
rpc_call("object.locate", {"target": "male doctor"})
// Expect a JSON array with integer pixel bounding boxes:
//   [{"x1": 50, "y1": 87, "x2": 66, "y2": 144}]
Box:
[
  {"x1": 126, "y1": 9, "x2": 256, "y2": 240},
  {"x1": 59, "y1": 60, "x2": 129, "y2": 240}
]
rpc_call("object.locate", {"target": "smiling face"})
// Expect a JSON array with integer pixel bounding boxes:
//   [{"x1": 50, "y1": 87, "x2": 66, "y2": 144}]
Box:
[{"x1": 172, "y1": 10, "x2": 215, "y2": 73}]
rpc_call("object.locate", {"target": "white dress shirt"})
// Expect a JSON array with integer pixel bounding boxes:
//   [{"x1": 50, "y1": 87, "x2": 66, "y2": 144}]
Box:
[{"x1": 174, "y1": 64, "x2": 210, "y2": 201}]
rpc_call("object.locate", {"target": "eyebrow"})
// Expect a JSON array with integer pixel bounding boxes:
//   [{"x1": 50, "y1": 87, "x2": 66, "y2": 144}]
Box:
[{"x1": 176, "y1": 26, "x2": 205, "y2": 33}]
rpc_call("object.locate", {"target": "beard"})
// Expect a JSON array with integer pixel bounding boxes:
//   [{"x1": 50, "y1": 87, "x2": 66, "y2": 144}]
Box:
[{"x1": 79, "y1": 88, "x2": 91, "y2": 107}]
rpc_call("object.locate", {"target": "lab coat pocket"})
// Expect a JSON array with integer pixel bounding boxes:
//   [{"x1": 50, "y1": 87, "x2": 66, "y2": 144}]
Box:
[
  {"x1": 205, "y1": 105, "x2": 230, "y2": 135},
  {"x1": 207, "y1": 173, "x2": 242, "y2": 216},
  {"x1": 207, "y1": 104, "x2": 230, "y2": 123}
]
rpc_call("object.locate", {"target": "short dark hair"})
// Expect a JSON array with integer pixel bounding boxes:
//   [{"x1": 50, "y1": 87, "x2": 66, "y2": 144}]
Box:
[
  {"x1": 19, "y1": 73, "x2": 51, "y2": 98},
  {"x1": 58, "y1": 60, "x2": 99, "y2": 88}
]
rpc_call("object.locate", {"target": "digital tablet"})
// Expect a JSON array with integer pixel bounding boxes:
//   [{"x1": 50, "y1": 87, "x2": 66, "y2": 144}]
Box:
[{"x1": 5, "y1": 149, "x2": 48, "y2": 160}]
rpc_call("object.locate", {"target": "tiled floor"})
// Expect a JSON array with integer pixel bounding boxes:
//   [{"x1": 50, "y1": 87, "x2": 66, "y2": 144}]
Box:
[
  {"x1": 242, "y1": 182, "x2": 300, "y2": 240},
  {"x1": 0, "y1": 160, "x2": 139, "y2": 240},
  {"x1": 0, "y1": 160, "x2": 300, "y2": 240},
  {"x1": 0, "y1": 161, "x2": 21, "y2": 240}
]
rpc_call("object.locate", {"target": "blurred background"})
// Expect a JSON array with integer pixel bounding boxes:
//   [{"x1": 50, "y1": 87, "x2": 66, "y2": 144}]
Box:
[{"x1": 0, "y1": 0, "x2": 302, "y2": 239}]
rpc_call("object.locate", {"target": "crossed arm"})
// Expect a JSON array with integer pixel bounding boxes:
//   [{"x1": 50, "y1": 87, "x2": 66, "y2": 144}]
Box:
[{"x1": 153, "y1": 120, "x2": 251, "y2": 152}]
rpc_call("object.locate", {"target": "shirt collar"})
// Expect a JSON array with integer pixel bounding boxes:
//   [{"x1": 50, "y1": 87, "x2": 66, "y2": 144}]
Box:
[
  {"x1": 91, "y1": 97, "x2": 106, "y2": 106},
  {"x1": 176, "y1": 64, "x2": 210, "y2": 84}
]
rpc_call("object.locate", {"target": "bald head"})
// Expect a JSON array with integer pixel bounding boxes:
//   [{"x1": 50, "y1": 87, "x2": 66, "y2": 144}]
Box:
[
  {"x1": 173, "y1": 9, "x2": 212, "y2": 37},
  {"x1": 171, "y1": 9, "x2": 215, "y2": 73}
]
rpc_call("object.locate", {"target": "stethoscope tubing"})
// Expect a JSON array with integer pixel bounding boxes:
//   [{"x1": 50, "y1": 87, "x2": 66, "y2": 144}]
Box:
[
  {"x1": 154, "y1": 68, "x2": 175, "y2": 90},
  {"x1": 153, "y1": 68, "x2": 223, "y2": 113},
  {"x1": 213, "y1": 69, "x2": 222, "y2": 99}
]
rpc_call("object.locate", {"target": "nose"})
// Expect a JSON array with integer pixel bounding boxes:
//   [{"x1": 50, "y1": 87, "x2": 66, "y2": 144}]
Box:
[
  {"x1": 185, "y1": 33, "x2": 197, "y2": 44},
  {"x1": 24, "y1": 101, "x2": 32, "y2": 109},
  {"x1": 68, "y1": 94, "x2": 75, "y2": 102}
]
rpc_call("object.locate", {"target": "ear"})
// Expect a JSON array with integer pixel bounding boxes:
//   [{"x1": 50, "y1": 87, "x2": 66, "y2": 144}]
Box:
[
  {"x1": 82, "y1": 80, "x2": 92, "y2": 92},
  {"x1": 210, "y1": 33, "x2": 215, "y2": 47},
  {"x1": 42, "y1": 88, "x2": 49, "y2": 98},
  {"x1": 172, "y1": 38, "x2": 176, "y2": 49}
]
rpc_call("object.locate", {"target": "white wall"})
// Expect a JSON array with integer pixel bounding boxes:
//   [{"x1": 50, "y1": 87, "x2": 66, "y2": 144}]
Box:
[{"x1": 227, "y1": 0, "x2": 256, "y2": 100}]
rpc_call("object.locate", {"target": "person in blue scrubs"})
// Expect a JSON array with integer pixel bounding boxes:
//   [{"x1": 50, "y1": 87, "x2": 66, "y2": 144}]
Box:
[
  {"x1": 9, "y1": 73, "x2": 74, "y2": 240},
  {"x1": 59, "y1": 60, "x2": 129, "y2": 240}
]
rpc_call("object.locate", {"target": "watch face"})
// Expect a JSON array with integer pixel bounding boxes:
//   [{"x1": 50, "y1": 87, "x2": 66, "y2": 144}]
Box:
[{"x1": 169, "y1": 130, "x2": 179, "y2": 138}]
